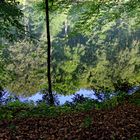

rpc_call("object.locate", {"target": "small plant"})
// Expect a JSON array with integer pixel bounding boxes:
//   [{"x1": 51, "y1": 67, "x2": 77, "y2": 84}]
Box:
[
  {"x1": 130, "y1": 137, "x2": 140, "y2": 140},
  {"x1": 17, "y1": 110, "x2": 30, "y2": 118},
  {"x1": 37, "y1": 102, "x2": 48, "y2": 109},
  {"x1": 104, "y1": 96, "x2": 119, "y2": 109},
  {"x1": 95, "y1": 103, "x2": 101, "y2": 110},
  {"x1": 8, "y1": 123, "x2": 16, "y2": 131},
  {"x1": 7, "y1": 100, "x2": 28, "y2": 108},
  {"x1": 59, "y1": 106, "x2": 71, "y2": 114},
  {"x1": 129, "y1": 92, "x2": 140, "y2": 106},
  {"x1": 75, "y1": 100, "x2": 97, "y2": 111},
  {"x1": 129, "y1": 98, "x2": 140, "y2": 106},
  {"x1": 72, "y1": 94, "x2": 89, "y2": 104},
  {"x1": 117, "y1": 92, "x2": 128, "y2": 104},
  {"x1": 0, "y1": 109, "x2": 14, "y2": 120},
  {"x1": 82, "y1": 116, "x2": 92, "y2": 128}
]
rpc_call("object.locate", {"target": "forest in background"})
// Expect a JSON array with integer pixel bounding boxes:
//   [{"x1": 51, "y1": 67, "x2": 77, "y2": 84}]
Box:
[
  {"x1": 0, "y1": 0, "x2": 140, "y2": 98},
  {"x1": 0, "y1": 1, "x2": 140, "y2": 139}
]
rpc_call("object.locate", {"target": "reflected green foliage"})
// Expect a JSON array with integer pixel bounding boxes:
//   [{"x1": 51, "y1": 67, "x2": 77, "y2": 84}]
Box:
[
  {"x1": 0, "y1": 0, "x2": 140, "y2": 98},
  {"x1": 5, "y1": 41, "x2": 48, "y2": 96},
  {"x1": 0, "y1": 45, "x2": 13, "y2": 87},
  {"x1": 22, "y1": 0, "x2": 46, "y2": 40},
  {"x1": 79, "y1": 18, "x2": 140, "y2": 93},
  {"x1": 0, "y1": 0, "x2": 25, "y2": 91}
]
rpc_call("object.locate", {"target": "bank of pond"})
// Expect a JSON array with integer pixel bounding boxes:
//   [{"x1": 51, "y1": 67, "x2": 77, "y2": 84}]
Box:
[{"x1": 0, "y1": 87, "x2": 140, "y2": 121}]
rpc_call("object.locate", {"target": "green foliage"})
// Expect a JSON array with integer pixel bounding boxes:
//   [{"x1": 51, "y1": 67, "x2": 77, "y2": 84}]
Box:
[
  {"x1": 72, "y1": 0, "x2": 140, "y2": 35},
  {"x1": 8, "y1": 123, "x2": 16, "y2": 130},
  {"x1": 117, "y1": 92, "x2": 129, "y2": 103},
  {"x1": 130, "y1": 137, "x2": 140, "y2": 140},
  {"x1": 94, "y1": 92, "x2": 129, "y2": 110},
  {"x1": 82, "y1": 116, "x2": 92, "y2": 128},
  {"x1": 7, "y1": 100, "x2": 34, "y2": 109},
  {"x1": 0, "y1": 99, "x2": 94, "y2": 120},
  {"x1": 132, "y1": 99, "x2": 140, "y2": 106},
  {"x1": 0, "y1": 44, "x2": 13, "y2": 87},
  {"x1": 75, "y1": 100, "x2": 96, "y2": 111},
  {"x1": 0, "y1": 0, "x2": 25, "y2": 42},
  {"x1": 95, "y1": 103, "x2": 102, "y2": 110},
  {"x1": 50, "y1": 13, "x2": 67, "y2": 37},
  {"x1": 102, "y1": 96, "x2": 119, "y2": 109},
  {"x1": 128, "y1": 92, "x2": 140, "y2": 106},
  {"x1": 81, "y1": 19, "x2": 140, "y2": 92},
  {"x1": 0, "y1": 91, "x2": 138, "y2": 121},
  {"x1": 1, "y1": 0, "x2": 140, "y2": 101},
  {"x1": 4, "y1": 40, "x2": 49, "y2": 96},
  {"x1": 22, "y1": 0, "x2": 46, "y2": 40}
]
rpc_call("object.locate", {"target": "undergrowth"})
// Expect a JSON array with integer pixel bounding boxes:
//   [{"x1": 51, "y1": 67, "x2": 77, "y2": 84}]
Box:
[{"x1": 0, "y1": 92, "x2": 139, "y2": 121}]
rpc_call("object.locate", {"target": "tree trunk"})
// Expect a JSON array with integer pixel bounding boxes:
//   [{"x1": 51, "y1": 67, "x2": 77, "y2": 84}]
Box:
[
  {"x1": 0, "y1": 86, "x2": 4, "y2": 104},
  {"x1": 45, "y1": 0, "x2": 54, "y2": 106}
]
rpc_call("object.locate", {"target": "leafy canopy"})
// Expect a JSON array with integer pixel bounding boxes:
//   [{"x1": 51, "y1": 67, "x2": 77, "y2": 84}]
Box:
[{"x1": 0, "y1": 0, "x2": 25, "y2": 42}]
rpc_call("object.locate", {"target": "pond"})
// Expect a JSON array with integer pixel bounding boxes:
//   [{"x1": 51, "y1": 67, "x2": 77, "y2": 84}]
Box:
[
  {"x1": 1, "y1": 89, "x2": 98, "y2": 105},
  {"x1": 1, "y1": 87, "x2": 139, "y2": 106}
]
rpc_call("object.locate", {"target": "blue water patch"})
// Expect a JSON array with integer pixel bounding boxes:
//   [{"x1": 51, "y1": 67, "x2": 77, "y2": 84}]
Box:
[
  {"x1": 58, "y1": 89, "x2": 98, "y2": 105},
  {"x1": 20, "y1": 89, "x2": 98, "y2": 105},
  {"x1": 0, "y1": 89, "x2": 98, "y2": 105},
  {"x1": 1, "y1": 87, "x2": 139, "y2": 105}
]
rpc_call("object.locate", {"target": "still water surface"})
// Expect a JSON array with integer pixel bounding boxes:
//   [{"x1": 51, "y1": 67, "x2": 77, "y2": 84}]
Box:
[
  {"x1": 2, "y1": 89, "x2": 99, "y2": 105},
  {"x1": 2, "y1": 87, "x2": 138, "y2": 105}
]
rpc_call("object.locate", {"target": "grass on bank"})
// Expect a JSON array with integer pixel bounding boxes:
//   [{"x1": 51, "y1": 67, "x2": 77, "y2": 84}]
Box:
[{"x1": 0, "y1": 91, "x2": 139, "y2": 121}]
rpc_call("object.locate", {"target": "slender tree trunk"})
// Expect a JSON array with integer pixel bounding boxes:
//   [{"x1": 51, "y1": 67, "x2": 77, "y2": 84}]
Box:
[
  {"x1": 0, "y1": 86, "x2": 4, "y2": 104},
  {"x1": 45, "y1": 0, "x2": 54, "y2": 106}
]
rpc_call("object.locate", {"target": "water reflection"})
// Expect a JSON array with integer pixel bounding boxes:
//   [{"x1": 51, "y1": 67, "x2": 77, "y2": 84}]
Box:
[
  {"x1": 58, "y1": 89, "x2": 98, "y2": 105},
  {"x1": 21, "y1": 89, "x2": 98, "y2": 105},
  {"x1": 0, "y1": 87, "x2": 139, "y2": 106},
  {"x1": 0, "y1": 89, "x2": 98, "y2": 105},
  {"x1": 1, "y1": 17, "x2": 140, "y2": 100}
]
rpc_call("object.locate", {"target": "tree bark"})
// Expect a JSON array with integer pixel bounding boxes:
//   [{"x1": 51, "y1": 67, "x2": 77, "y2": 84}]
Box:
[
  {"x1": 0, "y1": 86, "x2": 4, "y2": 104},
  {"x1": 45, "y1": 0, "x2": 54, "y2": 106}
]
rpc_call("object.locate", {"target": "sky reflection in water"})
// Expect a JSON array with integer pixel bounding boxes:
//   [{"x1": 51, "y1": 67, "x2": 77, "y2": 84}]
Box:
[
  {"x1": 2, "y1": 87, "x2": 139, "y2": 105},
  {"x1": 21, "y1": 89, "x2": 97, "y2": 105}
]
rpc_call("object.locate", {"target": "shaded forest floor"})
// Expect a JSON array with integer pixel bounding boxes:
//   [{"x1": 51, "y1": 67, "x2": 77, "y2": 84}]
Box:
[{"x1": 0, "y1": 94, "x2": 140, "y2": 140}]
